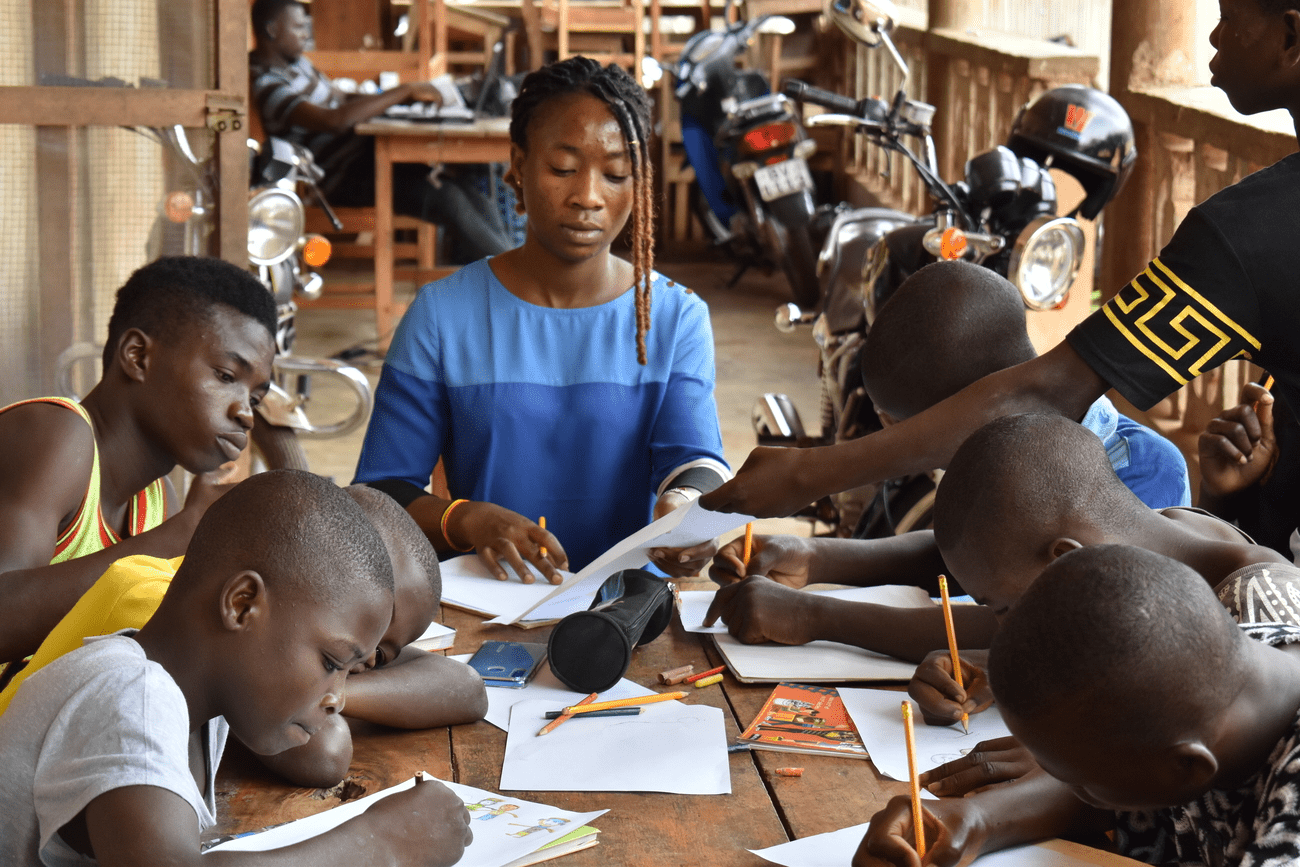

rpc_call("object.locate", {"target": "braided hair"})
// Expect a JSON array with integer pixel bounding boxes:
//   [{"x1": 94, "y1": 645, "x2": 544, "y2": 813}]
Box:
[{"x1": 510, "y1": 57, "x2": 656, "y2": 365}]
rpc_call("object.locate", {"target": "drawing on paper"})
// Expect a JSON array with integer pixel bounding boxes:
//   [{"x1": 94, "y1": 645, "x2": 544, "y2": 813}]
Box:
[{"x1": 508, "y1": 817, "x2": 571, "y2": 837}]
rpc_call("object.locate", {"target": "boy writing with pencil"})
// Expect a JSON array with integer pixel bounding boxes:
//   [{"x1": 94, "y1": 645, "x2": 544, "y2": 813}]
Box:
[
  {"x1": 0, "y1": 484, "x2": 489, "y2": 790},
  {"x1": 0, "y1": 470, "x2": 473, "y2": 867},
  {"x1": 855, "y1": 544, "x2": 1300, "y2": 867},
  {"x1": 0, "y1": 256, "x2": 276, "y2": 670}
]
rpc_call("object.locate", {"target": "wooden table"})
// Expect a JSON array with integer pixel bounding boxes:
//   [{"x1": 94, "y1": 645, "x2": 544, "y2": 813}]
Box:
[
  {"x1": 354, "y1": 116, "x2": 513, "y2": 345},
  {"x1": 209, "y1": 583, "x2": 911, "y2": 864}
]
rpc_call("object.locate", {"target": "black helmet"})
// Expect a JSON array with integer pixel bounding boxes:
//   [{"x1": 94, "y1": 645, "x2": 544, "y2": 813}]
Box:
[{"x1": 1005, "y1": 84, "x2": 1136, "y2": 220}]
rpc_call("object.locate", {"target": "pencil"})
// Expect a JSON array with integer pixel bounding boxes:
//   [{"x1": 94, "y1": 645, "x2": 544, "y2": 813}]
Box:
[
  {"x1": 1264, "y1": 374, "x2": 1275, "y2": 392},
  {"x1": 938, "y1": 575, "x2": 969, "y2": 734},
  {"x1": 684, "y1": 664, "x2": 726, "y2": 684},
  {"x1": 902, "y1": 701, "x2": 927, "y2": 860},
  {"x1": 560, "y1": 692, "x2": 687, "y2": 715},
  {"x1": 537, "y1": 691, "x2": 598, "y2": 736},
  {"x1": 543, "y1": 707, "x2": 642, "y2": 719},
  {"x1": 539, "y1": 516, "x2": 547, "y2": 560},
  {"x1": 742, "y1": 522, "x2": 754, "y2": 573}
]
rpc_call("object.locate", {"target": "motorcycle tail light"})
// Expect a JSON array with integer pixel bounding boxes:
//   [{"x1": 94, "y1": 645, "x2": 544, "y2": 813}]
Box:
[
  {"x1": 741, "y1": 122, "x2": 797, "y2": 155},
  {"x1": 164, "y1": 191, "x2": 195, "y2": 224},
  {"x1": 302, "y1": 234, "x2": 332, "y2": 268}
]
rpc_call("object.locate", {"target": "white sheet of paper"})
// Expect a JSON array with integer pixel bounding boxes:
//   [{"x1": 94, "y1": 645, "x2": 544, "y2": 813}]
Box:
[
  {"x1": 712, "y1": 635, "x2": 919, "y2": 683},
  {"x1": 417, "y1": 620, "x2": 456, "y2": 643},
  {"x1": 678, "y1": 584, "x2": 935, "y2": 634},
  {"x1": 439, "y1": 555, "x2": 572, "y2": 621},
  {"x1": 482, "y1": 663, "x2": 656, "y2": 731},
  {"x1": 750, "y1": 822, "x2": 1145, "y2": 867},
  {"x1": 506, "y1": 500, "x2": 755, "y2": 626},
  {"x1": 207, "y1": 774, "x2": 606, "y2": 867},
  {"x1": 837, "y1": 688, "x2": 1012, "y2": 783},
  {"x1": 500, "y1": 698, "x2": 731, "y2": 794}
]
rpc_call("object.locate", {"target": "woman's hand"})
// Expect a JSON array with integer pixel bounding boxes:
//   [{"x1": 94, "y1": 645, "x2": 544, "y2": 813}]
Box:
[
  {"x1": 447, "y1": 501, "x2": 567, "y2": 584},
  {"x1": 648, "y1": 488, "x2": 717, "y2": 577}
]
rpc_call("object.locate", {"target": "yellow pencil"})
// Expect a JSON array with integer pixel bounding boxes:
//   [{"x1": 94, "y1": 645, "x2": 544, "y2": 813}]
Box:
[
  {"x1": 742, "y1": 522, "x2": 754, "y2": 573},
  {"x1": 539, "y1": 516, "x2": 547, "y2": 560},
  {"x1": 537, "y1": 691, "x2": 598, "y2": 737},
  {"x1": 938, "y1": 575, "x2": 969, "y2": 734},
  {"x1": 903, "y1": 701, "x2": 927, "y2": 860},
  {"x1": 1264, "y1": 374, "x2": 1275, "y2": 392},
  {"x1": 560, "y1": 691, "x2": 687, "y2": 715}
]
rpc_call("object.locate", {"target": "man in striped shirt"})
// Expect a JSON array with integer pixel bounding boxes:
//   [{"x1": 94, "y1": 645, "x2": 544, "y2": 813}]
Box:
[{"x1": 249, "y1": 0, "x2": 512, "y2": 263}]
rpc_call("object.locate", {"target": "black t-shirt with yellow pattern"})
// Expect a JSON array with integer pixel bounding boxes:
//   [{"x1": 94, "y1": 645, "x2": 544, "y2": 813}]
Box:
[{"x1": 1069, "y1": 152, "x2": 1300, "y2": 420}]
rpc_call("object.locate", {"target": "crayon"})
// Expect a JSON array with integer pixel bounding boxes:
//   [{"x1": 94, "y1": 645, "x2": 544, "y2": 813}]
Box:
[
  {"x1": 537, "y1": 691, "x2": 598, "y2": 736},
  {"x1": 559, "y1": 692, "x2": 687, "y2": 715},
  {"x1": 685, "y1": 665, "x2": 726, "y2": 684},
  {"x1": 693, "y1": 673, "x2": 724, "y2": 688},
  {"x1": 542, "y1": 707, "x2": 642, "y2": 719},
  {"x1": 659, "y1": 664, "x2": 694, "y2": 684},
  {"x1": 774, "y1": 767, "x2": 804, "y2": 777}
]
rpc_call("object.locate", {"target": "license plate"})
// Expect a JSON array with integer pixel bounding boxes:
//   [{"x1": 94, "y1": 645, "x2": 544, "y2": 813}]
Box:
[{"x1": 753, "y1": 158, "x2": 813, "y2": 202}]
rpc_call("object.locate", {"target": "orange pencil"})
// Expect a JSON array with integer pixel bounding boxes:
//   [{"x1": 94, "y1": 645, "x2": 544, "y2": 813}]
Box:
[
  {"x1": 742, "y1": 522, "x2": 754, "y2": 573},
  {"x1": 938, "y1": 575, "x2": 969, "y2": 734},
  {"x1": 902, "y1": 701, "x2": 927, "y2": 860},
  {"x1": 560, "y1": 692, "x2": 687, "y2": 715},
  {"x1": 537, "y1": 691, "x2": 598, "y2": 737},
  {"x1": 684, "y1": 664, "x2": 726, "y2": 684},
  {"x1": 1264, "y1": 375, "x2": 1275, "y2": 392},
  {"x1": 539, "y1": 516, "x2": 548, "y2": 560}
]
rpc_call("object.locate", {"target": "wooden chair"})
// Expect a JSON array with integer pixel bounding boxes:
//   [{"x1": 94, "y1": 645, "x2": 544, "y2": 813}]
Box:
[{"x1": 517, "y1": 0, "x2": 648, "y2": 72}]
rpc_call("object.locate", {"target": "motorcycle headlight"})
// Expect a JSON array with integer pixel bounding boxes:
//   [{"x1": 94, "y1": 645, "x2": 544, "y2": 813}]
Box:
[
  {"x1": 247, "y1": 187, "x2": 304, "y2": 266},
  {"x1": 1008, "y1": 215, "x2": 1085, "y2": 311}
]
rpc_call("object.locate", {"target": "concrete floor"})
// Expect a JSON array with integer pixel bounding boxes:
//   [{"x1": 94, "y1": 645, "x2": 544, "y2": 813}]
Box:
[{"x1": 288, "y1": 254, "x2": 830, "y2": 543}]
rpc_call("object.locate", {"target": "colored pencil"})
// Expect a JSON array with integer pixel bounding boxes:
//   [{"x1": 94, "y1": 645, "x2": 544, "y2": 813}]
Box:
[
  {"x1": 539, "y1": 516, "x2": 547, "y2": 560},
  {"x1": 684, "y1": 664, "x2": 726, "y2": 684},
  {"x1": 542, "y1": 707, "x2": 642, "y2": 719},
  {"x1": 559, "y1": 692, "x2": 687, "y2": 715},
  {"x1": 742, "y1": 522, "x2": 754, "y2": 573},
  {"x1": 938, "y1": 575, "x2": 969, "y2": 734},
  {"x1": 902, "y1": 701, "x2": 927, "y2": 859},
  {"x1": 1264, "y1": 375, "x2": 1275, "y2": 392},
  {"x1": 537, "y1": 691, "x2": 597, "y2": 736}
]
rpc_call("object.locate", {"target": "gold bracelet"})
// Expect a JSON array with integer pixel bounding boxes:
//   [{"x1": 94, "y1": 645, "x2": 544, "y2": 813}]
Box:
[{"x1": 440, "y1": 498, "x2": 473, "y2": 552}]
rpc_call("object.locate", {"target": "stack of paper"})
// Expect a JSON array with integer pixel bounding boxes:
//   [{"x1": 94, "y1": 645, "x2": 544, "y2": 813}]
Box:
[
  {"x1": 207, "y1": 774, "x2": 607, "y2": 867},
  {"x1": 439, "y1": 556, "x2": 577, "y2": 628}
]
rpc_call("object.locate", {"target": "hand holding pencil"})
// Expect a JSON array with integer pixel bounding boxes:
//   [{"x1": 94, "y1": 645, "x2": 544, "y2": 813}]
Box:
[{"x1": 908, "y1": 647, "x2": 993, "y2": 728}]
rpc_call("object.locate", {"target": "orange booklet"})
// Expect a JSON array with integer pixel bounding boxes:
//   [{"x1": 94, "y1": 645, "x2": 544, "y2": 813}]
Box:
[{"x1": 736, "y1": 682, "x2": 868, "y2": 759}]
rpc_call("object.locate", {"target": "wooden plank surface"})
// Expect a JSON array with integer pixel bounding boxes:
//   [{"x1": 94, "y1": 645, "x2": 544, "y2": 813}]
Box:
[{"x1": 210, "y1": 580, "x2": 905, "y2": 863}]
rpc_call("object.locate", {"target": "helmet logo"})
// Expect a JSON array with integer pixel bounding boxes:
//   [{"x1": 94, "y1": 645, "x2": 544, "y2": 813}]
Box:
[{"x1": 1058, "y1": 104, "x2": 1092, "y2": 140}]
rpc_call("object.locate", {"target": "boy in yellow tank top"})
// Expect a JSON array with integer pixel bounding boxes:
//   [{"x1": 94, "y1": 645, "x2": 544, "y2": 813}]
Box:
[{"x1": 0, "y1": 256, "x2": 276, "y2": 670}]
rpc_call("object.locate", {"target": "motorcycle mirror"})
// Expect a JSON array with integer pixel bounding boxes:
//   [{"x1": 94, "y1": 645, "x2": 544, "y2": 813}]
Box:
[
  {"x1": 826, "y1": 0, "x2": 897, "y2": 47},
  {"x1": 757, "y1": 16, "x2": 796, "y2": 35}
]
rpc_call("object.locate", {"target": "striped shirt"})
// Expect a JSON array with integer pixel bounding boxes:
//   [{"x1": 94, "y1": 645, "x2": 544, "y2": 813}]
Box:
[{"x1": 248, "y1": 53, "x2": 366, "y2": 185}]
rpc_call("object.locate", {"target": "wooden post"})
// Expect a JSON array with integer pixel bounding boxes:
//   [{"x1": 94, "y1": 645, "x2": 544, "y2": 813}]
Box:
[
  {"x1": 215, "y1": 0, "x2": 251, "y2": 265},
  {"x1": 1097, "y1": 0, "x2": 1198, "y2": 301},
  {"x1": 925, "y1": 0, "x2": 981, "y2": 183}
]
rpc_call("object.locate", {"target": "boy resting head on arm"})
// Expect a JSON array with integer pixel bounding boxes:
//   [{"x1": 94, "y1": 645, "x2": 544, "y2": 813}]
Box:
[
  {"x1": 855, "y1": 544, "x2": 1300, "y2": 867},
  {"x1": 0, "y1": 469, "x2": 472, "y2": 867}
]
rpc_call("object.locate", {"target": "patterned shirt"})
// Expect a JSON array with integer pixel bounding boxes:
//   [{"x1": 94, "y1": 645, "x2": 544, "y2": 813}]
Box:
[{"x1": 1115, "y1": 623, "x2": 1300, "y2": 866}]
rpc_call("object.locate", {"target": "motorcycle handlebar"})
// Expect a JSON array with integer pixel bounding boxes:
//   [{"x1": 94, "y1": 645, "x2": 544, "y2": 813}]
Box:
[{"x1": 783, "y1": 80, "x2": 859, "y2": 116}]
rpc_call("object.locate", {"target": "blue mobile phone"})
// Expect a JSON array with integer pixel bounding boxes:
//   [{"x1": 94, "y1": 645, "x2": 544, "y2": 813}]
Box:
[{"x1": 467, "y1": 641, "x2": 548, "y2": 688}]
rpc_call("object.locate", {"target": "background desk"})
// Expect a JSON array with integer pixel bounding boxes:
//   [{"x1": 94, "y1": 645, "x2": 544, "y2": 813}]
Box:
[
  {"x1": 354, "y1": 117, "x2": 513, "y2": 346},
  {"x1": 209, "y1": 580, "x2": 912, "y2": 864}
]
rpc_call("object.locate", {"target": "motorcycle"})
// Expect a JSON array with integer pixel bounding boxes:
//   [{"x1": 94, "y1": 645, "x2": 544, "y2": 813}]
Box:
[
  {"x1": 670, "y1": 0, "x2": 823, "y2": 308},
  {"x1": 58, "y1": 122, "x2": 372, "y2": 472},
  {"x1": 752, "y1": 0, "x2": 1137, "y2": 536}
]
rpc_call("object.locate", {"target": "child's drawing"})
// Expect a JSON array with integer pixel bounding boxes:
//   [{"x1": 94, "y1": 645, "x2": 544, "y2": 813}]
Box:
[
  {"x1": 508, "y1": 817, "x2": 571, "y2": 837},
  {"x1": 465, "y1": 797, "x2": 522, "y2": 820}
]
